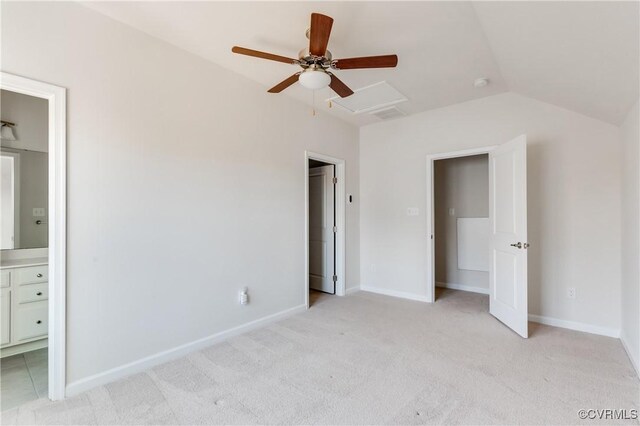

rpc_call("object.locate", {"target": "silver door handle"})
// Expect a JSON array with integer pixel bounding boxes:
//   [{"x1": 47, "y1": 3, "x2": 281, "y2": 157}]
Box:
[{"x1": 510, "y1": 242, "x2": 530, "y2": 249}]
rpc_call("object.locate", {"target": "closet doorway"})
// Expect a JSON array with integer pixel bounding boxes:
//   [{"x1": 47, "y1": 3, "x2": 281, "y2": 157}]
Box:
[
  {"x1": 426, "y1": 137, "x2": 530, "y2": 338},
  {"x1": 304, "y1": 151, "x2": 346, "y2": 308},
  {"x1": 434, "y1": 154, "x2": 490, "y2": 297},
  {"x1": 308, "y1": 159, "x2": 336, "y2": 296}
]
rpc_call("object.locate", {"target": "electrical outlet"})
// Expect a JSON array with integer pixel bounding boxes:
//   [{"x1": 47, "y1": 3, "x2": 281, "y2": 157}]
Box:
[
  {"x1": 407, "y1": 208, "x2": 419, "y2": 216},
  {"x1": 567, "y1": 287, "x2": 576, "y2": 299},
  {"x1": 239, "y1": 287, "x2": 249, "y2": 305}
]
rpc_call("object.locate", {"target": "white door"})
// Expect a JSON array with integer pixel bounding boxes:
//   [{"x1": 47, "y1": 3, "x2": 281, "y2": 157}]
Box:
[
  {"x1": 0, "y1": 155, "x2": 15, "y2": 250},
  {"x1": 309, "y1": 165, "x2": 336, "y2": 293},
  {"x1": 489, "y1": 135, "x2": 528, "y2": 338}
]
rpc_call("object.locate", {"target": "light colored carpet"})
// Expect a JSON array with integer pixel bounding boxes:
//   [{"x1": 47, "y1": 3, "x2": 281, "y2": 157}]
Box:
[{"x1": 2, "y1": 289, "x2": 638, "y2": 425}]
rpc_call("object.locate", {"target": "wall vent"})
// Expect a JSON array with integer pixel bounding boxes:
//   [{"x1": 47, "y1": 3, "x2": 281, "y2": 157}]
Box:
[
  {"x1": 327, "y1": 81, "x2": 408, "y2": 114},
  {"x1": 370, "y1": 106, "x2": 406, "y2": 120}
]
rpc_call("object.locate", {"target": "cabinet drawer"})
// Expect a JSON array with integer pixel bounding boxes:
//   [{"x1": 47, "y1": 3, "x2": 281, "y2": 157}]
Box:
[
  {"x1": 15, "y1": 266, "x2": 48, "y2": 285},
  {"x1": 0, "y1": 270, "x2": 11, "y2": 288},
  {"x1": 1, "y1": 289, "x2": 10, "y2": 346},
  {"x1": 15, "y1": 301, "x2": 48, "y2": 341},
  {"x1": 18, "y1": 283, "x2": 48, "y2": 304}
]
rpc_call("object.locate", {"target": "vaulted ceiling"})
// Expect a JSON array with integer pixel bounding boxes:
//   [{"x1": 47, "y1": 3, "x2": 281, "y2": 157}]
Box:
[{"x1": 84, "y1": 1, "x2": 639, "y2": 127}]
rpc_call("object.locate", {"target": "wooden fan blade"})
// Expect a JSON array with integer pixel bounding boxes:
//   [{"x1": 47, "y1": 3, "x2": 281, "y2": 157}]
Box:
[
  {"x1": 268, "y1": 73, "x2": 300, "y2": 93},
  {"x1": 309, "y1": 13, "x2": 334, "y2": 57},
  {"x1": 232, "y1": 46, "x2": 297, "y2": 65},
  {"x1": 332, "y1": 55, "x2": 398, "y2": 70},
  {"x1": 329, "y1": 74, "x2": 354, "y2": 98}
]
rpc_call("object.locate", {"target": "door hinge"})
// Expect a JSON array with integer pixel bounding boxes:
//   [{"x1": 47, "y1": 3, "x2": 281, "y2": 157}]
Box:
[
  {"x1": 332, "y1": 275, "x2": 337, "y2": 282},
  {"x1": 333, "y1": 176, "x2": 337, "y2": 184},
  {"x1": 333, "y1": 225, "x2": 337, "y2": 233}
]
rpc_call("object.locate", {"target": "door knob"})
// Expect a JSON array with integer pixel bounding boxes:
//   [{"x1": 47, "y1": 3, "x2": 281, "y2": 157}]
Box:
[{"x1": 510, "y1": 242, "x2": 522, "y2": 249}]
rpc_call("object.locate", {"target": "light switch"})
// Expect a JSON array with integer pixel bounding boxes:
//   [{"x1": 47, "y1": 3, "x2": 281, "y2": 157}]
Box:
[
  {"x1": 407, "y1": 208, "x2": 419, "y2": 216},
  {"x1": 32, "y1": 208, "x2": 45, "y2": 217},
  {"x1": 449, "y1": 208, "x2": 455, "y2": 216}
]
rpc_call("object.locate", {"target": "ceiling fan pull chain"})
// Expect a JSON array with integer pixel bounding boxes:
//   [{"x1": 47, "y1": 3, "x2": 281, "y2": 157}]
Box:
[{"x1": 312, "y1": 90, "x2": 316, "y2": 116}]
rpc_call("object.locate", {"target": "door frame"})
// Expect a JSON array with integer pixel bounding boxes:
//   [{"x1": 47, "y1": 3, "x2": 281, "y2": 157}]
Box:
[
  {"x1": 304, "y1": 151, "x2": 346, "y2": 308},
  {"x1": 425, "y1": 145, "x2": 497, "y2": 303},
  {"x1": 1, "y1": 72, "x2": 67, "y2": 400}
]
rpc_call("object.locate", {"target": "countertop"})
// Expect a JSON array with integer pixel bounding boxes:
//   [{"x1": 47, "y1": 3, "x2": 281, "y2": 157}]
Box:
[{"x1": 0, "y1": 257, "x2": 48, "y2": 269}]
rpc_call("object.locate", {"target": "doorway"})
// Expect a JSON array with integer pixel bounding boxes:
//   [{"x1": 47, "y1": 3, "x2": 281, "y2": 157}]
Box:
[
  {"x1": 304, "y1": 151, "x2": 346, "y2": 308},
  {"x1": 308, "y1": 159, "x2": 336, "y2": 298},
  {"x1": 434, "y1": 154, "x2": 490, "y2": 298},
  {"x1": 0, "y1": 72, "x2": 66, "y2": 405},
  {"x1": 426, "y1": 137, "x2": 529, "y2": 337}
]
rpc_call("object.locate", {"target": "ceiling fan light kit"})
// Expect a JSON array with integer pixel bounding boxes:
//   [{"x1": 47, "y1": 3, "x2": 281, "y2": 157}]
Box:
[
  {"x1": 231, "y1": 12, "x2": 398, "y2": 98},
  {"x1": 299, "y1": 67, "x2": 331, "y2": 90}
]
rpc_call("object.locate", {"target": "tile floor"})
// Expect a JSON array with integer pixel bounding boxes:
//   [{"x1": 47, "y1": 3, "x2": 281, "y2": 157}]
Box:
[{"x1": 1, "y1": 348, "x2": 47, "y2": 411}]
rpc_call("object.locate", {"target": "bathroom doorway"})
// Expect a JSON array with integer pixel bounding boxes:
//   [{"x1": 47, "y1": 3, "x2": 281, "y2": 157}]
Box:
[{"x1": 0, "y1": 73, "x2": 67, "y2": 407}]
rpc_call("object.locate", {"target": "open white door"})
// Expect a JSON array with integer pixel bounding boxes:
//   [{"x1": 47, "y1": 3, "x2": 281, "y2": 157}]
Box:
[
  {"x1": 309, "y1": 165, "x2": 336, "y2": 294},
  {"x1": 489, "y1": 135, "x2": 528, "y2": 337}
]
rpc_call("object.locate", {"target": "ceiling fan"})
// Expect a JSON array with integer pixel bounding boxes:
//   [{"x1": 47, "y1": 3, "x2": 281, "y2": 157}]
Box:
[{"x1": 231, "y1": 13, "x2": 398, "y2": 98}]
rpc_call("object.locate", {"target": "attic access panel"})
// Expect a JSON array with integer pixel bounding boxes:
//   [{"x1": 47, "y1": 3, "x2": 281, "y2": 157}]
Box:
[{"x1": 326, "y1": 81, "x2": 408, "y2": 114}]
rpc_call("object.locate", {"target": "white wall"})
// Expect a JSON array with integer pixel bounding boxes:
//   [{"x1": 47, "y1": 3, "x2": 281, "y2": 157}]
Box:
[
  {"x1": 360, "y1": 92, "x2": 622, "y2": 334},
  {"x1": 434, "y1": 155, "x2": 489, "y2": 291},
  {"x1": 620, "y1": 99, "x2": 639, "y2": 374},
  {"x1": 2, "y1": 2, "x2": 359, "y2": 386}
]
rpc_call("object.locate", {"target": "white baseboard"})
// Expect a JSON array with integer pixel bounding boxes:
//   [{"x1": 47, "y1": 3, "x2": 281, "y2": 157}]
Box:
[
  {"x1": 65, "y1": 304, "x2": 307, "y2": 397},
  {"x1": 436, "y1": 281, "x2": 489, "y2": 295},
  {"x1": 528, "y1": 314, "x2": 620, "y2": 338},
  {"x1": 345, "y1": 286, "x2": 360, "y2": 295},
  {"x1": 360, "y1": 286, "x2": 621, "y2": 339},
  {"x1": 620, "y1": 330, "x2": 640, "y2": 378},
  {"x1": 360, "y1": 286, "x2": 429, "y2": 302}
]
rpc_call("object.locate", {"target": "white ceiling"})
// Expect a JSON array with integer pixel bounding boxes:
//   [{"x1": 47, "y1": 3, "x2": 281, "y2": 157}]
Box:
[
  {"x1": 83, "y1": 1, "x2": 638, "y2": 127},
  {"x1": 473, "y1": 1, "x2": 639, "y2": 126}
]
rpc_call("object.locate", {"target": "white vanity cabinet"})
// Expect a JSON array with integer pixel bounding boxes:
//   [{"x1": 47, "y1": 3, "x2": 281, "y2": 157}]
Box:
[{"x1": 0, "y1": 260, "x2": 49, "y2": 357}]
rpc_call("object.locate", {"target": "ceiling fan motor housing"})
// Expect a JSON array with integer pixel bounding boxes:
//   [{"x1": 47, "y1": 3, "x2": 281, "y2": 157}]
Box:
[{"x1": 298, "y1": 48, "x2": 332, "y2": 67}]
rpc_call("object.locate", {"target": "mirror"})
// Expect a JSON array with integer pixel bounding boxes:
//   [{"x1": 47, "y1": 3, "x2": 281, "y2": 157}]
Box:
[{"x1": 1, "y1": 89, "x2": 48, "y2": 250}]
